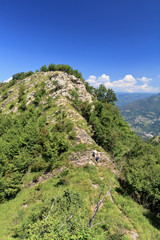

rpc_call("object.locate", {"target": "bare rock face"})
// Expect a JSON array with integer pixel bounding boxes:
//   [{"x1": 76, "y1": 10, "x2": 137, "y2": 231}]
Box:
[
  {"x1": 45, "y1": 71, "x2": 93, "y2": 104},
  {"x1": 73, "y1": 126, "x2": 93, "y2": 145},
  {"x1": 69, "y1": 150, "x2": 113, "y2": 169}
]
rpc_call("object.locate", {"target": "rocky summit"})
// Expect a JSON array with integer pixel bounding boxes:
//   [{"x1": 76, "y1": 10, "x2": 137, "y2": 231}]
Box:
[{"x1": 0, "y1": 71, "x2": 92, "y2": 113}]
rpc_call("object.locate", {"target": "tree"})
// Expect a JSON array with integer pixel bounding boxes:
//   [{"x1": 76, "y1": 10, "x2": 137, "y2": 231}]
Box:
[
  {"x1": 40, "y1": 65, "x2": 48, "y2": 72},
  {"x1": 12, "y1": 71, "x2": 33, "y2": 80},
  {"x1": 105, "y1": 88, "x2": 117, "y2": 105},
  {"x1": 96, "y1": 84, "x2": 117, "y2": 105},
  {"x1": 56, "y1": 64, "x2": 73, "y2": 74},
  {"x1": 48, "y1": 63, "x2": 57, "y2": 71}
]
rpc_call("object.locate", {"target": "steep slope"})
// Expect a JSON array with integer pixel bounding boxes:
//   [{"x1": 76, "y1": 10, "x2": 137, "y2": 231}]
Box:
[
  {"x1": 0, "y1": 70, "x2": 159, "y2": 240},
  {"x1": 120, "y1": 94, "x2": 160, "y2": 138}
]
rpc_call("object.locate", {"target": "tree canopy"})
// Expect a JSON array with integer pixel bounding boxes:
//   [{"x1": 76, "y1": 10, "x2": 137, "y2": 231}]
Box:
[{"x1": 95, "y1": 84, "x2": 117, "y2": 105}]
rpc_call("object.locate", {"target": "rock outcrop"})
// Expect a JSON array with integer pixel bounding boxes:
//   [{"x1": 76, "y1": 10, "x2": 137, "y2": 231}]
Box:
[
  {"x1": 0, "y1": 71, "x2": 93, "y2": 113},
  {"x1": 45, "y1": 71, "x2": 93, "y2": 103}
]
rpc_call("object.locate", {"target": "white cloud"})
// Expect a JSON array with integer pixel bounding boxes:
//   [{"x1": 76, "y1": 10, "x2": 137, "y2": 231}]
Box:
[
  {"x1": 94, "y1": 82, "x2": 102, "y2": 87},
  {"x1": 122, "y1": 74, "x2": 137, "y2": 83},
  {"x1": 3, "y1": 77, "x2": 12, "y2": 83},
  {"x1": 85, "y1": 74, "x2": 159, "y2": 93},
  {"x1": 98, "y1": 74, "x2": 110, "y2": 82},
  {"x1": 86, "y1": 74, "x2": 110, "y2": 84},
  {"x1": 137, "y1": 77, "x2": 152, "y2": 83},
  {"x1": 124, "y1": 84, "x2": 159, "y2": 93},
  {"x1": 86, "y1": 75, "x2": 97, "y2": 83},
  {"x1": 104, "y1": 74, "x2": 137, "y2": 90}
]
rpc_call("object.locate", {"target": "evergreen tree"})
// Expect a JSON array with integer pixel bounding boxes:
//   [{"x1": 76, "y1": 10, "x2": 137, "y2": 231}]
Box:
[
  {"x1": 48, "y1": 63, "x2": 57, "y2": 71},
  {"x1": 96, "y1": 84, "x2": 117, "y2": 105},
  {"x1": 40, "y1": 65, "x2": 48, "y2": 72}
]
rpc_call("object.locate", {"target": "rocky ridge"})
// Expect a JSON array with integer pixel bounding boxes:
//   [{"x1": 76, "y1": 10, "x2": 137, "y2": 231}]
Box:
[
  {"x1": 0, "y1": 71, "x2": 92, "y2": 113},
  {"x1": 0, "y1": 71, "x2": 115, "y2": 170}
]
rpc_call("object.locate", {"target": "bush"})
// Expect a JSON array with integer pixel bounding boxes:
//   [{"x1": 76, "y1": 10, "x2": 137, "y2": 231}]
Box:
[
  {"x1": 32, "y1": 173, "x2": 40, "y2": 183},
  {"x1": 33, "y1": 83, "x2": 46, "y2": 105},
  {"x1": 12, "y1": 71, "x2": 34, "y2": 80},
  {"x1": 40, "y1": 65, "x2": 48, "y2": 72},
  {"x1": 2, "y1": 90, "x2": 8, "y2": 100},
  {"x1": 18, "y1": 84, "x2": 26, "y2": 102},
  {"x1": 18, "y1": 98, "x2": 27, "y2": 111},
  {"x1": 48, "y1": 63, "x2": 57, "y2": 71},
  {"x1": 31, "y1": 158, "x2": 46, "y2": 172}
]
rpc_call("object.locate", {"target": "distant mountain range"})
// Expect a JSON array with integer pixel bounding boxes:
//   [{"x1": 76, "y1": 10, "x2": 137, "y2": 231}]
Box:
[
  {"x1": 116, "y1": 92, "x2": 156, "y2": 106},
  {"x1": 120, "y1": 93, "x2": 160, "y2": 138}
]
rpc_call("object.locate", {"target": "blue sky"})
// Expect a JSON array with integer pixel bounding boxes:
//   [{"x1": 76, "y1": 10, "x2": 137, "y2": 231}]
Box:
[{"x1": 0, "y1": 0, "x2": 160, "y2": 92}]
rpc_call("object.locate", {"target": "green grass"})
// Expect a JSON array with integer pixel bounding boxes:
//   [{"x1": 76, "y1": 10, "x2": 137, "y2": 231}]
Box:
[
  {"x1": 112, "y1": 187, "x2": 160, "y2": 240},
  {"x1": 0, "y1": 165, "x2": 159, "y2": 239}
]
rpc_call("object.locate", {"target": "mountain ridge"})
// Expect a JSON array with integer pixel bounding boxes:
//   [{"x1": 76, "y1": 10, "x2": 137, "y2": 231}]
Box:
[
  {"x1": 0, "y1": 68, "x2": 159, "y2": 239},
  {"x1": 120, "y1": 93, "x2": 160, "y2": 138},
  {"x1": 116, "y1": 92, "x2": 156, "y2": 107}
]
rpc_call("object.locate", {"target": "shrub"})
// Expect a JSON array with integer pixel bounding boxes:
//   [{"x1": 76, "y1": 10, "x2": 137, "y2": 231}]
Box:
[
  {"x1": 18, "y1": 84, "x2": 26, "y2": 102},
  {"x1": 31, "y1": 158, "x2": 46, "y2": 172},
  {"x1": 2, "y1": 90, "x2": 8, "y2": 100},
  {"x1": 32, "y1": 173, "x2": 40, "y2": 183},
  {"x1": 18, "y1": 98, "x2": 27, "y2": 111},
  {"x1": 40, "y1": 65, "x2": 48, "y2": 72},
  {"x1": 48, "y1": 63, "x2": 57, "y2": 71},
  {"x1": 34, "y1": 84, "x2": 46, "y2": 105},
  {"x1": 12, "y1": 71, "x2": 34, "y2": 81}
]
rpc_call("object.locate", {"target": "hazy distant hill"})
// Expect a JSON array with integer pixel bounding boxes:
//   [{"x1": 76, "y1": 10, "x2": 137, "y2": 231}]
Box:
[
  {"x1": 120, "y1": 93, "x2": 160, "y2": 137},
  {"x1": 116, "y1": 92, "x2": 156, "y2": 107}
]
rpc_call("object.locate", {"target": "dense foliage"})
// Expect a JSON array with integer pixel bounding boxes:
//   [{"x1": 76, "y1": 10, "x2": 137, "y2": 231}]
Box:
[
  {"x1": 40, "y1": 63, "x2": 83, "y2": 79},
  {"x1": 81, "y1": 101, "x2": 160, "y2": 212},
  {"x1": 12, "y1": 71, "x2": 34, "y2": 81},
  {"x1": 0, "y1": 104, "x2": 70, "y2": 203},
  {"x1": 95, "y1": 84, "x2": 117, "y2": 105},
  {"x1": 123, "y1": 141, "x2": 160, "y2": 212}
]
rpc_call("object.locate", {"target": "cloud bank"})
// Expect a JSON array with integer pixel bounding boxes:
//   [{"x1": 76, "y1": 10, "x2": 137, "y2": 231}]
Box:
[{"x1": 86, "y1": 74, "x2": 159, "y2": 92}]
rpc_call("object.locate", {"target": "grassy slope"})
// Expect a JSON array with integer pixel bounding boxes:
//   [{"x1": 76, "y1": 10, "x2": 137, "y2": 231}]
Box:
[
  {"x1": 120, "y1": 94, "x2": 160, "y2": 115},
  {"x1": 0, "y1": 166, "x2": 159, "y2": 240}
]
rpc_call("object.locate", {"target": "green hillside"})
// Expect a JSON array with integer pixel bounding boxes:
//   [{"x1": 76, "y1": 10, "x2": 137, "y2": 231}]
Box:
[
  {"x1": 0, "y1": 65, "x2": 159, "y2": 240},
  {"x1": 116, "y1": 92, "x2": 155, "y2": 107},
  {"x1": 120, "y1": 94, "x2": 160, "y2": 138}
]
